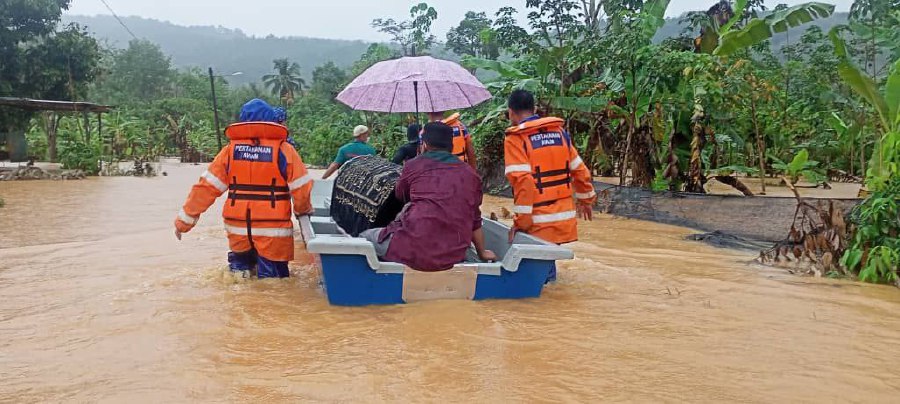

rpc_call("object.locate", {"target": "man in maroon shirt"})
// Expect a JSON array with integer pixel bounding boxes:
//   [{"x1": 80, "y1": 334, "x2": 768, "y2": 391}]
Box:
[{"x1": 360, "y1": 122, "x2": 497, "y2": 271}]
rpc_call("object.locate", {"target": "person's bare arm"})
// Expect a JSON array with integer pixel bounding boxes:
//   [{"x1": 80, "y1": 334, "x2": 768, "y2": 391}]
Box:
[
  {"x1": 465, "y1": 137, "x2": 477, "y2": 170},
  {"x1": 472, "y1": 228, "x2": 497, "y2": 262},
  {"x1": 321, "y1": 162, "x2": 340, "y2": 179}
]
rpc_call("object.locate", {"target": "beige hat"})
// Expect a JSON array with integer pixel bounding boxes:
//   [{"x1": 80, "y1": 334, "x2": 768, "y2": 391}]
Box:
[{"x1": 353, "y1": 125, "x2": 369, "y2": 137}]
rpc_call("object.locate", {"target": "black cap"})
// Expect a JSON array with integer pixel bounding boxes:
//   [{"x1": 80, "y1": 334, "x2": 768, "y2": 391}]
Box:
[{"x1": 422, "y1": 122, "x2": 453, "y2": 151}]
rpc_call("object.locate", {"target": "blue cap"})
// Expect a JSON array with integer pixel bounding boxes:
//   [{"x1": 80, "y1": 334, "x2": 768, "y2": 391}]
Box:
[
  {"x1": 273, "y1": 107, "x2": 287, "y2": 123},
  {"x1": 239, "y1": 99, "x2": 276, "y2": 122}
]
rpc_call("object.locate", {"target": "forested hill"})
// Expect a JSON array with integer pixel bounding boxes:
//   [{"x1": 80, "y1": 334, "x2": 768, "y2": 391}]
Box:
[
  {"x1": 62, "y1": 15, "x2": 372, "y2": 85},
  {"x1": 64, "y1": 12, "x2": 850, "y2": 85}
]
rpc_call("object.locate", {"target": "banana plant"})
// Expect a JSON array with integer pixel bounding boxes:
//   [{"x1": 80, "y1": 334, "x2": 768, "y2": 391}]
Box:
[
  {"x1": 770, "y1": 149, "x2": 827, "y2": 185},
  {"x1": 830, "y1": 26, "x2": 900, "y2": 189},
  {"x1": 695, "y1": 1, "x2": 835, "y2": 55}
]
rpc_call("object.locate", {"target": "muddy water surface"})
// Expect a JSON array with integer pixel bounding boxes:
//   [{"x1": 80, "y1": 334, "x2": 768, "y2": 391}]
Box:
[{"x1": 1, "y1": 164, "x2": 899, "y2": 402}]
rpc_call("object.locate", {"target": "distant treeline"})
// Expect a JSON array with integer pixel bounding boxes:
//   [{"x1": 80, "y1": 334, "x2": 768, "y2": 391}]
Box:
[{"x1": 63, "y1": 12, "x2": 850, "y2": 84}]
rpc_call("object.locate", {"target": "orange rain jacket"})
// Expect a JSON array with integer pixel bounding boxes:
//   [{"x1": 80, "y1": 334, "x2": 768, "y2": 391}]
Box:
[
  {"x1": 174, "y1": 122, "x2": 313, "y2": 262},
  {"x1": 504, "y1": 117, "x2": 596, "y2": 244},
  {"x1": 442, "y1": 113, "x2": 472, "y2": 164}
]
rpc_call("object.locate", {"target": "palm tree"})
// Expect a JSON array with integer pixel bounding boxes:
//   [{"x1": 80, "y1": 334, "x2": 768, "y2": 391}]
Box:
[{"x1": 262, "y1": 58, "x2": 306, "y2": 105}]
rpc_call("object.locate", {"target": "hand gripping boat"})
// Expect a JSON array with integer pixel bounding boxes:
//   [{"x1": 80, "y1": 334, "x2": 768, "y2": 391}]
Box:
[{"x1": 301, "y1": 178, "x2": 574, "y2": 306}]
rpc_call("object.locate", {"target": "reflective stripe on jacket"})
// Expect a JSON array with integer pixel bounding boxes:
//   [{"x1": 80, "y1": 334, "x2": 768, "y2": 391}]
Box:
[
  {"x1": 504, "y1": 116, "x2": 597, "y2": 244},
  {"x1": 174, "y1": 122, "x2": 314, "y2": 261}
]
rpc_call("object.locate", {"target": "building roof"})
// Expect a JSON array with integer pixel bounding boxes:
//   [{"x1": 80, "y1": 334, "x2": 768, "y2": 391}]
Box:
[{"x1": 0, "y1": 97, "x2": 114, "y2": 113}]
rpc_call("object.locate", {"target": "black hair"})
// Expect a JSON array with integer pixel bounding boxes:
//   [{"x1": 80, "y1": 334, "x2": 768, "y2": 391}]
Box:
[
  {"x1": 406, "y1": 124, "x2": 422, "y2": 142},
  {"x1": 422, "y1": 122, "x2": 453, "y2": 152},
  {"x1": 508, "y1": 89, "x2": 535, "y2": 113}
]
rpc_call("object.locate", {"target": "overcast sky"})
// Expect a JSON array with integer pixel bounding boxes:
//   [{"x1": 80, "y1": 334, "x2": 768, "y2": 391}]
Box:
[{"x1": 66, "y1": 0, "x2": 853, "y2": 41}]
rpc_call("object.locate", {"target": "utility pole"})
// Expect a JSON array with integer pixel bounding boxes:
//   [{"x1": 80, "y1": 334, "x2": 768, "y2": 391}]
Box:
[{"x1": 209, "y1": 67, "x2": 222, "y2": 150}]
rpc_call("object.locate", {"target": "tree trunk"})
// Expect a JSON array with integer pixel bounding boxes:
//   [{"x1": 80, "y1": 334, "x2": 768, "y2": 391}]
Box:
[
  {"x1": 619, "y1": 118, "x2": 635, "y2": 186},
  {"x1": 751, "y1": 97, "x2": 766, "y2": 195},
  {"x1": 42, "y1": 112, "x2": 61, "y2": 163},
  {"x1": 861, "y1": 142, "x2": 866, "y2": 177},
  {"x1": 686, "y1": 121, "x2": 705, "y2": 193}
]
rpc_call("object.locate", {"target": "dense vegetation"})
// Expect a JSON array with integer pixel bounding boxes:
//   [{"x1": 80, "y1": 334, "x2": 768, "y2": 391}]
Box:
[{"x1": 2, "y1": 0, "x2": 898, "y2": 283}]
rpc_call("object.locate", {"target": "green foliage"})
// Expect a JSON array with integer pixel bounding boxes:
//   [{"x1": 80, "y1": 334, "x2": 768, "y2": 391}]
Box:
[
  {"x1": 1, "y1": 1, "x2": 99, "y2": 133},
  {"x1": 371, "y1": 2, "x2": 437, "y2": 57},
  {"x1": 841, "y1": 175, "x2": 900, "y2": 284},
  {"x1": 64, "y1": 15, "x2": 372, "y2": 87},
  {"x1": 311, "y1": 62, "x2": 348, "y2": 98},
  {"x1": 351, "y1": 44, "x2": 398, "y2": 77},
  {"x1": 263, "y1": 58, "x2": 306, "y2": 104},
  {"x1": 95, "y1": 39, "x2": 173, "y2": 104},
  {"x1": 58, "y1": 139, "x2": 99, "y2": 174},
  {"x1": 715, "y1": 2, "x2": 835, "y2": 55},
  {"x1": 446, "y1": 11, "x2": 498, "y2": 60},
  {"x1": 830, "y1": 26, "x2": 900, "y2": 189},
  {"x1": 492, "y1": 7, "x2": 530, "y2": 55},
  {"x1": 771, "y1": 149, "x2": 827, "y2": 184}
]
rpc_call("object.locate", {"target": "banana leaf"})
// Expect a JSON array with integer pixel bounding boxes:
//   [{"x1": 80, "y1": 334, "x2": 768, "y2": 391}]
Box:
[
  {"x1": 715, "y1": 2, "x2": 835, "y2": 56},
  {"x1": 886, "y1": 59, "x2": 900, "y2": 129},
  {"x1": 461, "y1": 56, "x2": 530, "y2": 80},
  {"x1": 640, "y1": 0, "x2": 672, "y2": 41},
  {"x1": 829, "y1": 27, "x2": 890, "y2": 130},
  {"x1": 719, "y1": 0, "x2": 749, "y2": 34}
]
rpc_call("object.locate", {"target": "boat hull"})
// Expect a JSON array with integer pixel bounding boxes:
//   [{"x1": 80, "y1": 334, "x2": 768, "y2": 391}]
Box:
[{"x1": 304, "y1": 179, "x2": 573, "y2": 306}]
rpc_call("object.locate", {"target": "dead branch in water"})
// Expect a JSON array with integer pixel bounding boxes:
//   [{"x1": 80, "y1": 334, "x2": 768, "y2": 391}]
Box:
[
  {"x1": 758, "y1": 177, "x2": 848, "y2": 277},
  {"x1": 714, "y1": 175, "x2": 754, "y2": 196}
]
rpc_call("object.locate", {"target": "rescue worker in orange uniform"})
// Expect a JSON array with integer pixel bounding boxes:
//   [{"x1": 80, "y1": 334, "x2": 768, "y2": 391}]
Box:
[
  {"x1": 504, "y1": 90, "x2": 596, "y2": 280},
  {"x1": 174, "y1": 99, "x2": 313, "y2": 278},
  {"x1": 426, "y1": 111, "x2": 477, "y2": 170}
]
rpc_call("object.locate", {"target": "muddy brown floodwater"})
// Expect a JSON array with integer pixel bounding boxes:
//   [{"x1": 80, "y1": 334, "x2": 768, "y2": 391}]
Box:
[{"x1": 1, "y1": 163, "x2": 899, "y2": 402}]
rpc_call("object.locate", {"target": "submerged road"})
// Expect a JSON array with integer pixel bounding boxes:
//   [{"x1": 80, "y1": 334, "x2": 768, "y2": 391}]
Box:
[{"x1": 1, "y1": 163, "x2": 899, "y2": 402}]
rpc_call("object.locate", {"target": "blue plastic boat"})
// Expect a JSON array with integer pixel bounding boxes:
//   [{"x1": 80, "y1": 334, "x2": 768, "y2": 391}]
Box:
[{"x1": 302, "y1": 180, "x2": 574, "y2": 306}]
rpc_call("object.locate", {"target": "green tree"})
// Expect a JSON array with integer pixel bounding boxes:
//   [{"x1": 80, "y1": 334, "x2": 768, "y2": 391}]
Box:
[
  {"x1": 263, "y1": 58, "x2": 306, "y2": 105},
  {"x1": 525, "y1": 0, "x2": 583, "y2": 48},
  {"x1": 848, "y1": 0, "x2": 900, "y2": 79},
  {"x1": 371, "y1": 2, "x2": 437, "y2": 56},
  {"x1": 350, "y1": 43, "x2": 398, "y2": 76},
  {"x1": 97, "y1": 39, "x2": 173, "y2": 104},
  {"x1": 311, "y1": 62, "x2": 348, "y2": 98},
  {"x1": 447, "y1": 11, "x2": 499, "y2": 60},
  {"x1": 492, "y1": 7, "x2": 530, "y2": 55},
  {"x1": 1, "y1": 1, "x2": 100, "y2": 162},
  {"x1": 27, "y1": 23, "x2": 101, "y2": 162}
]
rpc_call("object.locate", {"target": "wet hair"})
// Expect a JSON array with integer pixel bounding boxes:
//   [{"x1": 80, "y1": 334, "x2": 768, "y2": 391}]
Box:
[
  {"x1": 422, "y1": 122, "x2": 453, "y2": 151},
  {"x1": 508, "y1": 89, "x2": 535, "y2": 113},
  {"x1": 407, "y1": 124, "x2": 422, "y2": 142}
]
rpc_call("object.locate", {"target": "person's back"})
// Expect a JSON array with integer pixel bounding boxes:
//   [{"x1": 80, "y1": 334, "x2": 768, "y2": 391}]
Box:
[
  {"x1": 392, "y1": 124, "x2": 421, "y2": 165},
  {"x1": 383, "y1": 151, "x2": 482, "y2": 270},
  {"x1": 362, "y1": 122, "x2": 495, "y2": 271},
  {"x1": 322, "y1": 125, "x2": 376, "y2": 179},
  {"x1": 174, "y1": 99, "x2": 313, "y2": 279},
  {"x1": 504, "y1": 89, "x2": 596, "y2": 245}
]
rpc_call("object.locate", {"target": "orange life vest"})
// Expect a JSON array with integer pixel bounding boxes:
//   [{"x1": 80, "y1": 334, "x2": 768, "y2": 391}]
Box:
[
  {"x1": 443, "y1": 113, "x2": 469, "y2": 162},
  {"x1": 505, "y1": 117, "x2": 573, "y2": 205},
  {"x1": 222, "y1": 122, "x2": 292, "y2": 224}
]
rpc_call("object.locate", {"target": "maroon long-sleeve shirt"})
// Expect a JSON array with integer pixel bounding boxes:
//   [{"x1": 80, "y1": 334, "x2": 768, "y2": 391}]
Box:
[{"x1": 378, "y1": 151, "x2": 483, "y2": 271}]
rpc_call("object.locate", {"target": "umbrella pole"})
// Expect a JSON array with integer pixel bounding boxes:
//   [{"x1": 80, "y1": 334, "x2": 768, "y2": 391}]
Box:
[{"x1": 414, "y1": 81, "x2": 419, "y2": 124}]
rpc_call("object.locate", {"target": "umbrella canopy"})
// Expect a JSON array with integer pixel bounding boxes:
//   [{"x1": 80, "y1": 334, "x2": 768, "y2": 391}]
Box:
[{"x1": 336, "y1": 56, "x2": 491, "y2": 113}]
